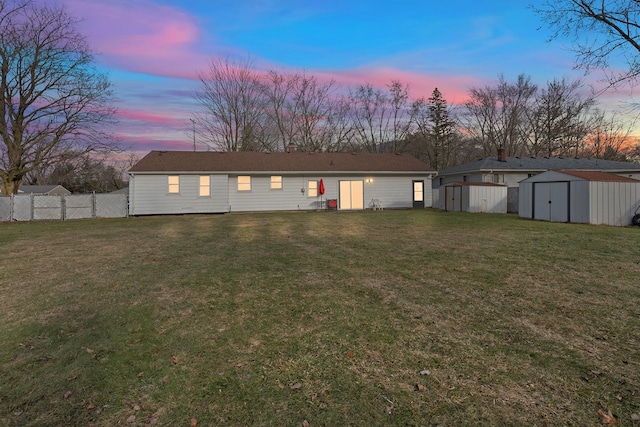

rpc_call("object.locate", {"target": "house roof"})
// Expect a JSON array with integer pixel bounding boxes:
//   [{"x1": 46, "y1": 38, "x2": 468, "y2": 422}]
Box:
[
  {"x1": 438, "y1": 155, "x2": 640, "y2": 176},
  {"x1": 555, "y1": 170, "x2": 640, "y2": 182},
  {"x1": 128, "y1": 150, "x2": 435, "y2": 174}
]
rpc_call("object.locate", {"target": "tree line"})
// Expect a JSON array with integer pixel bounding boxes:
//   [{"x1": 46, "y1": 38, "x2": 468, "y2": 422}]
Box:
[
  {"x1": 3, "y1": 0, "x2": 640, "y2": 194},
  {"x1": 193, "y1": 58, "x2": 639, "y2": 170}
]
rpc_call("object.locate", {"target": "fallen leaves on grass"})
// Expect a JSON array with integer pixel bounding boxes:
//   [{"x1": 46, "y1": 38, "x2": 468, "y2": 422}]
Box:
[
  {"x1": 597, "y1": 409, "x2": 619, "y2": 425},
  {"x1": 171, "y1": 355, "x2": 179, "y2": 365},
  {"x1": 63, "y1": 390, "x2": 72, "y2": 399},
  {"x1": 190, "y1": 418, "x2": 198, "y2": 426},
  {"x1": 290, "y1": 382, "x2": 302, "y2": 390},
  {"x1": 302, "y1": 420, "x2": 310, "y2": 427},
  {"x1": 415, "y1": 383, "x2": 426, "y2": 392}
]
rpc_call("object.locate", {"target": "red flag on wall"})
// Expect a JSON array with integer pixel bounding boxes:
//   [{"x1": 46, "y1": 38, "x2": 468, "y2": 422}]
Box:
[{"x1": 319, "y1": 179, "x2": 325, "y2": 195}]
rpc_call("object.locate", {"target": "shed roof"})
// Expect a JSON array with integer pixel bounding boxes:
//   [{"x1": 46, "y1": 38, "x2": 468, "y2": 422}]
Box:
[
  {"x1": 555, "y1": 170, "x2": 640, "y2": 182},
  {"x1": 129, "y1": 150, "x2": 435, "y2": 174},
  {"x1": 446, "y1": 182, "x2": 507, "y2": 187},
  {"x1": 438, "y1": 155, "x2": 640, "y2": 175}
]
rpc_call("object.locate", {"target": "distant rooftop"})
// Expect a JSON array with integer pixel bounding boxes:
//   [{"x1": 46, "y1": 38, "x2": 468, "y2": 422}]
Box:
[{"x1": 438, "y1": 156, "x2": 640, "y2": 175}]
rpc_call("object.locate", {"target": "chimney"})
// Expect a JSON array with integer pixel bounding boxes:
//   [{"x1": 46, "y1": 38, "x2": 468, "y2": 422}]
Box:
[
  {"x1": 288, "y1": 143, "x2": 295, "y2": 153},
  {"x1": 497, "y1": 147, "x2": 506, "y2": 162}
]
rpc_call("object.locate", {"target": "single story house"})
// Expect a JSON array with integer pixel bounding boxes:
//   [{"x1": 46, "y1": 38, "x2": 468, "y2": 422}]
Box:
[
  {"x1": 17, "y1": 185, "x2": 71, "y2": 196},
  {"x1": 128, "y1": 150, "x2": 435, "y2": 216},
  {"x1": 434, "y1": 148, "x2": 640, "y2": 212},
  {"x1": 442, "y1": 182, "x2": 508, "y2": 213},
  {"x1": 519, "y1": 170, "x2": 640, "y2": 226}
]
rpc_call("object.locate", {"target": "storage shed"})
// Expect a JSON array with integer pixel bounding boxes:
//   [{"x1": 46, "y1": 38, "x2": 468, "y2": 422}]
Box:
[
  {"x1": 442, "y1": 182, "x2": 507, "y2": 213},
  {"x1": 519, "y1": 170, "x2": 640, "y2": 226}
]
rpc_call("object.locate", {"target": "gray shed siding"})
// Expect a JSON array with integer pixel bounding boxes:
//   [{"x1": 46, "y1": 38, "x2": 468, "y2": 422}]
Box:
[
  {"x1": 589, "y1": 181, "x2": 640, "y2": 226},
  {"x1": 519, "y1": 172, "x2": 640, "y2": 226},
  {"x1": 462, "y1": 185, "x2": 507, "y2": 213},
  {"x1": 440, "y1": 185, "x2": 507, "y2": 213}
]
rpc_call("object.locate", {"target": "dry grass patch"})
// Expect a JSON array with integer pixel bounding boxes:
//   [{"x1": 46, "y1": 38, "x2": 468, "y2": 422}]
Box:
[{"x1": 0, "y1": 211, "x2": 639, "y2": 426}]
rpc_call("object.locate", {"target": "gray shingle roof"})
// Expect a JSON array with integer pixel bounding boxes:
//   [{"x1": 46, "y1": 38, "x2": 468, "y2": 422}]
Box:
[
  {"x1": 129, "y1": 151, "x2": 435, "y2": 174},
  {"x1": 438, "y1": 156, "x2": 640, "y2": 176}
]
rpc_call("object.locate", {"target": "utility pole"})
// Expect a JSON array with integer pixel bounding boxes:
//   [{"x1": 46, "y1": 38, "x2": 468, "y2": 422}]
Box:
[{"x1": 190, "y1": 118, "x2": 196, "y2": 151}]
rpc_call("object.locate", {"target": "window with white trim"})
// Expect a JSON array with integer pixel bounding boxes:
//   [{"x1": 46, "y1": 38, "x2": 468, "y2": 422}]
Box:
[
  {"x1": 168, "y1": 175, "x2": 180, "y2": 193},
  {"x1": 199, "y1": 176, "x2": 210, "y2": 197},
  {"x1": 308, "y1": 180, "x2": 317, "y2": 197},
  {"x1": 238, "y1": 176, "x2": 251, "y2": 191},
  {"x1": 271, "y1": 175, "x2": 282, "y2": 190}
]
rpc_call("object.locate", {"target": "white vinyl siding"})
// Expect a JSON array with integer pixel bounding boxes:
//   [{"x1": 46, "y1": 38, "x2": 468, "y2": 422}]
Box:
[
  {"x1": 130, "y1": 174, "x2": 434, "y2": 215},
  {"x1": 130, "y1": 174, "x2": 229, "y2": 215}
]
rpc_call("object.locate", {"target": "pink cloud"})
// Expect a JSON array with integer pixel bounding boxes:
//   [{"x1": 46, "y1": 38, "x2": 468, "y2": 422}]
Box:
[
  {"x1": 306, "y1": 67, "x2": 488, "y2": 105},
  {"x1": 63, "y1": 0, "x2": 210, "y2": 79},
  {"x1": 114, "y1": 108, "x2": 186, "y2": 126}
]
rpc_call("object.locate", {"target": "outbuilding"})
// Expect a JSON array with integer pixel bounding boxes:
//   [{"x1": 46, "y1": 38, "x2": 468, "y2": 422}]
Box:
[
  {"x1": 441, "y1": 182, "x2": 507, "y2": 213},
  {"x1": 128, "y1": 150, "x2": 435, "y2": 215},
  {"x1": 519, "y1": 170, "x2": 640, "y2": 226}
]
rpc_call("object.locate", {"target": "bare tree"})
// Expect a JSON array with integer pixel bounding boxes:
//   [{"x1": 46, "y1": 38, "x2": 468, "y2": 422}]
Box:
[
  {"x1": 464, "y1": 75, "x2": 537, "y2": 156},
  {"x1": 194, "y1": 57, "x2": 271, "y2": 152},
  {"x1": 533, "y1": 1, "x2": 640, "y2": 89},
  {"x1": 264, "y1": 70, "x2": 338, "y2": 152},
  {"x1": 0, "y1": 0, "x2": 115, "y2": 195},
  {"x1": 582, "y1": 108, "x2": 635, "y2": 159},
  {"x1": 264, "y1": 69, "x2": 298, "y2": 151},
  {"x1": 349, "y1": 81, "x2": 414, "y2": 153},
  {"x1": 527, "y1": 78, "x2": 595, "y2": 157}
]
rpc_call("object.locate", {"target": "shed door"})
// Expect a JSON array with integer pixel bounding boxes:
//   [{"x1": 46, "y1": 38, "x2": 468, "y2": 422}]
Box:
[
  {"x1": 339, "y1": 180, "x2": 364, "y2": 210},
  {"x1": 445, "y1": 186, "x2": 462, "y2": 212},
  {"x1": 413, "y1": 181, "x2": 424, "y2": 208},
  {"x1": 533, "y1": 182, "x2": 569, "y2": 222}
]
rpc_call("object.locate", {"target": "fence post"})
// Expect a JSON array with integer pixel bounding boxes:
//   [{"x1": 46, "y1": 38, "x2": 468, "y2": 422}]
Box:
[
  {"x1": 61, "y1": 195, "x2": 66, "y2": 220},
  {"x1": 10, "y1": 194, "x2": 14, "y2": 221},
  {"x1": 30, "y1": 194, "x2": 34, "y2": 221},
  {"x1": 92, "y1": 192, "x2": 96, "y2": 219}
]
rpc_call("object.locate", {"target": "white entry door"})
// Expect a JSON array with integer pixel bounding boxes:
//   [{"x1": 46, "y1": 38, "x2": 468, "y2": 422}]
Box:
[{"x1": 339, "y1": 180, "x2": 364, "y2": 210}]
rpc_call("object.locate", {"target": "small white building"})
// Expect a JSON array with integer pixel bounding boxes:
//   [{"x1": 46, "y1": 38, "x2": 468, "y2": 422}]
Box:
[
  {"x1": 519, "y1": 170, "x2": 640, "y2": 226},
  {"x1": 128, "y1": 150, "x2": 435, "y2": 215},
  {"x1": 434, "y1": 148, "x2": 640, "y2": 212},
  {"x1": 441, "y1": 182, "x2": 507, "y2": 213}
]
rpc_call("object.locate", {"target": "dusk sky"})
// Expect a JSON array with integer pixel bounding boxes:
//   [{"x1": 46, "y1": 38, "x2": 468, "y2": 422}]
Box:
[{"x1": 60, "y1": 0, "x2": 635, "y2": 155}]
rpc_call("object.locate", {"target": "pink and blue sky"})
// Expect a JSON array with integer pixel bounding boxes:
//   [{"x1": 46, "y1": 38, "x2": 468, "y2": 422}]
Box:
[{"x1": 61, "y1": 0, "x2": 635, "y2": 154}]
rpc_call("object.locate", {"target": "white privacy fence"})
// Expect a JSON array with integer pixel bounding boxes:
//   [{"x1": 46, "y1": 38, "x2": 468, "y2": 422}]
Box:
[{"x1": 0, "y1": 193, "x2": 128, "y2": 221}]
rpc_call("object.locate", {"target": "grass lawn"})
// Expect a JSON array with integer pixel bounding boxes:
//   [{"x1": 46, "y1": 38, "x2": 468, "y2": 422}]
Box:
[{"x1": 0, "y1": 210, "x2": 639, "y2": 426}]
